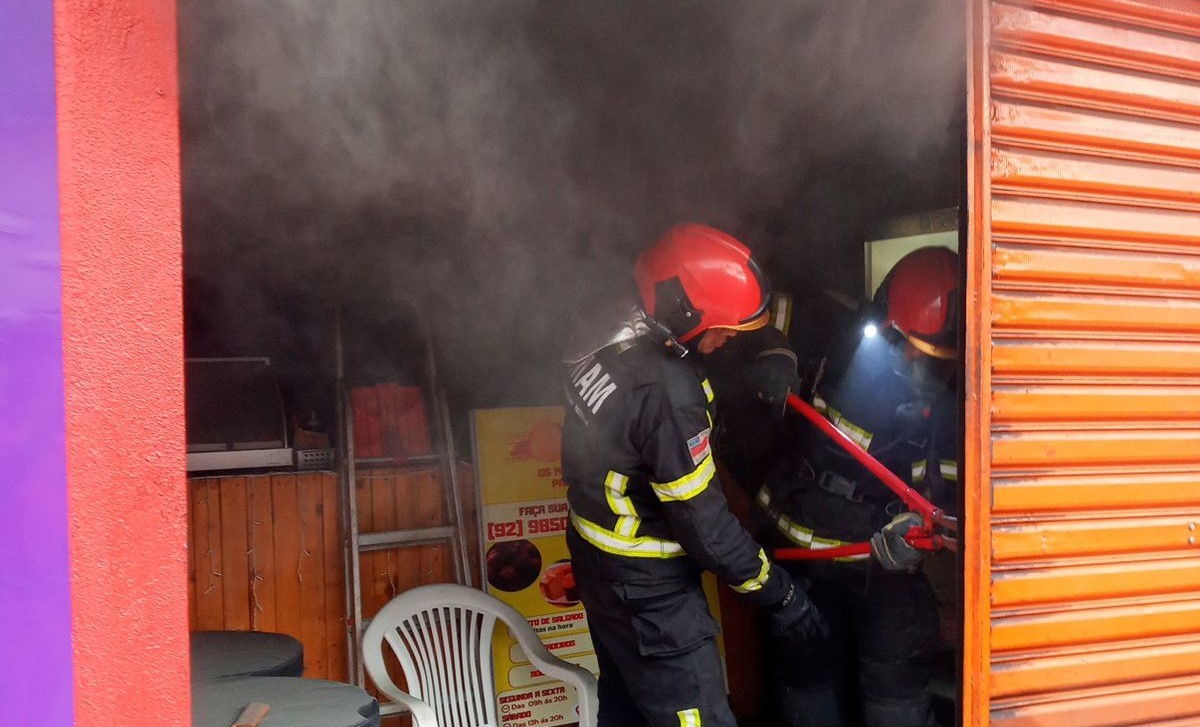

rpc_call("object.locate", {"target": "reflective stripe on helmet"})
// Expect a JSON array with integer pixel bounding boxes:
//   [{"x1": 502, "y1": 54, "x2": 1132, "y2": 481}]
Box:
[{"x1": 569, "y1": 512, "x2": 685, "y2": 558}]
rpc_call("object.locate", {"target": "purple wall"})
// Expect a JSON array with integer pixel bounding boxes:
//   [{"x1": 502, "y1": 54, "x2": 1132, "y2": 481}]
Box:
[{"x1": 0, "y1": 1, "x2": 75, "y2": 723}]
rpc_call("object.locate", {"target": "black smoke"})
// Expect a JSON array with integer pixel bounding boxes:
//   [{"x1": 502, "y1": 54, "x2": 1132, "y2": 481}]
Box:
[{"x1": 178, "y1": 0, "x2": 965, "y2": 420}]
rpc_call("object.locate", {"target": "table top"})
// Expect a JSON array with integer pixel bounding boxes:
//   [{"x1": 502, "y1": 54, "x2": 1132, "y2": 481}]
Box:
[
  {"x1": 192, "y1": 676, "x2": 380, "y2": 727},
  {"x1": 190, "y1": 630, "x2": 305, "y2": 681}
]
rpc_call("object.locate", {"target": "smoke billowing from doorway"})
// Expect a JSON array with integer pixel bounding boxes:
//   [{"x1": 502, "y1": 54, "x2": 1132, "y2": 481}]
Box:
[{"x1": 179, "y1": 0, "x2": 964, "y2": 409}]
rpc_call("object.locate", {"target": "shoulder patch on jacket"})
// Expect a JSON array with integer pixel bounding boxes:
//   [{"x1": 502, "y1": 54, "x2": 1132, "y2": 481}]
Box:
[{"x1": 687, "y1": 428, "x2": 711, "y2": 465}]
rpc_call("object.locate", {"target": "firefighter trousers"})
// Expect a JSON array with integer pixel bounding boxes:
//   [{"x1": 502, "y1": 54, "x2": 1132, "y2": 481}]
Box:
[
  {"x1": 568, "y1": 530, "x2": 735, "y2": 727},
  {"x1": 767, "y1": 563, "x2": 941, "y2": 727}
]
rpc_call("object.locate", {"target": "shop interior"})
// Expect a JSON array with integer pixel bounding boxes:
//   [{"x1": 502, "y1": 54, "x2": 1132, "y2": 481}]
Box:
[{"x1": 178, "y1": 1, "x2": 968, "y2": 725}]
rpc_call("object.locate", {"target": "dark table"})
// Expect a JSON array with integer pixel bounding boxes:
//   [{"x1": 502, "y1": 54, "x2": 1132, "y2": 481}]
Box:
[
  {"x1": 192, "y1": 676, "x2": 380, "y2": 727},
  {"x1": 190, "y1": 630, "x2": 305, "y2": 681}
]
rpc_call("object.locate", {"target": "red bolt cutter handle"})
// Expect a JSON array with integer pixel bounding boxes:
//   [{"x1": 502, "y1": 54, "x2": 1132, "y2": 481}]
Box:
[{"x1": 775, "y1": 543, "x2": 871, "y2": 560}]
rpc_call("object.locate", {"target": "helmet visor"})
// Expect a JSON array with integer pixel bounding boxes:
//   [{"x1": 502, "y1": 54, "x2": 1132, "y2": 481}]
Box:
[
  {"x1": 902, "y1": 330, "x2": 957, "y2": 360},
  {"x1": 721, "y1": 309, "x2": 771, "y2": 333}
]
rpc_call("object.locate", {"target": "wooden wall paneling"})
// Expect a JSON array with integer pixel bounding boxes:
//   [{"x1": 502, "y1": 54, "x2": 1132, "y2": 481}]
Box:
[
  {"x1": 407, "y1": 468, "x2": 432, "y2": 584},
  {"x1": 367, "y1": 471, "x2": 398, "y2": 611},
  {"x1": 355, "y1": 468, "x2": 391, "y2": 705},
  {"x1": 188, "y1": 480, "x2": 198, "y2": 630},
  {"x1": 359, "y1": 471, "x2": 394, "y2": 705},
  {"x1": 271, "y1": 473, "x2": 303, "y2": 659},
  {"x1": 322, "y1": 472, "x2": 348, "y2": 682},
  {"x1": 419, "y1": 468, "x2": 449, "y2": 584},
  {"x1": 187, "y1": 478, "x2": 202, "y2": 629},
  {"x1": 297, "y1": 472, "x2": 329, "y2": 678},
  {"x1": 183, "y1": 466, "x2": 478, "y2": 689},
  {"x1": 218, "y1": 476, "x2": 251, "y2": 630},
  {"x1": 354, "y1": 467, "x2": 375, "y2": 625},
  {"x1": 192, "y1": 478, "x2": 225, "y2": 630},
  {"x1": 393, "y1": 470, "x2": 421, "y2": 594},
  {"x1": 248, "y1": 474, "x2": 277, "y2": 633},
  {"x1": 351, "y1": 470, "x2": 374, "y2": 701}
]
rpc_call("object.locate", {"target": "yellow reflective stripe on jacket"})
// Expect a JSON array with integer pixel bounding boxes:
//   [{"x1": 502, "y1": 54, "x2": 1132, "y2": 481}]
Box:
[
  {"x1": 770, "y1": 292, "x2": 793, "y2": 334},
  {"x1": 939, "y1": 459, "x2": 958, "y2": 482},
  {"x1": 604, "y1": 471, "x2": 639, "y2": 538},
  {"x1": 755, "y1": 486, "x2": 869, "y2": 561},
  {"x1": 701, "y1": 378, "x2": 714, "y2": 403},
  {"x1": 730, "y1": 548, "x2": 771, "y2": 594},
  {"x1": 826, "y1": 405, "x2": 873, "y2": 450},
  {"x1": 755, "y1": 486, "x2": 813, "y2": 546},
  {"x1": 570, "y1": 512, "x2": 686, "y2": 558},
  {"x1": 811, "y1": 394, "x2": 873, "y2": 449},
  {"x1": 677, "y1": 708, "x2": 702, "y2": 727},
  {"x1": 652, "y1": 454, "x2": 715, "y2": 502},
  {"x1": 914, "y1": 459, "x2": 957, "y2": 483}
]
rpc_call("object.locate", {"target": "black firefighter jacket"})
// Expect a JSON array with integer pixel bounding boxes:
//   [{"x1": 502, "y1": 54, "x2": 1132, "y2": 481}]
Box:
[
  {"x1": 561, "y1": 332, "x2": 785, "y2": 607},
  {"x1": 755, "y1": 327, "x2": 959, "y2": 557}
]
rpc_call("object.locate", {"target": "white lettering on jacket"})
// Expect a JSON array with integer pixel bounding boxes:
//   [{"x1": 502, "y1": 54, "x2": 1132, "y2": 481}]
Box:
[{"x1": 571, "y1": 361, "x2": 617, "y2": 414}]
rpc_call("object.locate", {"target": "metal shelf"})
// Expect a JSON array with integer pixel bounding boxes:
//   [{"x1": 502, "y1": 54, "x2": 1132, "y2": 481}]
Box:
[{"x1": 352, "y1": 453, "x2": 448, "y2": 470}]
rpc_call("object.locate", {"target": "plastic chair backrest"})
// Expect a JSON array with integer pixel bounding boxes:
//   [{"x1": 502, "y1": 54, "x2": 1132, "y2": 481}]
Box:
[{"x1": 362, "y1": 583, "x2": 597, "y2": 727}]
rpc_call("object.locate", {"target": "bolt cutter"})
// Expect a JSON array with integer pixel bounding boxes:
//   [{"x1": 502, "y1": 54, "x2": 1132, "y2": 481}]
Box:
[{"x1": 774, "y1": 393, "x2": 958, "y2": 562}]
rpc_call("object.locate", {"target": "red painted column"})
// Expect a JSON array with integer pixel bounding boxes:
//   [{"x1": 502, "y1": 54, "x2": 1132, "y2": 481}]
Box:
[{"x1": 54, "y1": 1, "x2": 190, "y2": 724}]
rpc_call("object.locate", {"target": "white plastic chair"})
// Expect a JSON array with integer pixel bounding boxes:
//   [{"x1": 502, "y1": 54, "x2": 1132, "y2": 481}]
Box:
[{"x1": 361, "y1": 583, "x2": 598, "y2": 727}]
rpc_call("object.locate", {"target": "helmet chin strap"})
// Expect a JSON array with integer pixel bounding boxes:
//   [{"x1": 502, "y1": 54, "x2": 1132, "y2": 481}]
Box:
[{"x1": 639, "y1": 309, "x2": 690, "y2": 358}]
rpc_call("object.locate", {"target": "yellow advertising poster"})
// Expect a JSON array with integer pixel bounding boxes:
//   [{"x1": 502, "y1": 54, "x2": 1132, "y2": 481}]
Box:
[{"x1": 473, "y1": 406, "x2": 596, "y2": 727}]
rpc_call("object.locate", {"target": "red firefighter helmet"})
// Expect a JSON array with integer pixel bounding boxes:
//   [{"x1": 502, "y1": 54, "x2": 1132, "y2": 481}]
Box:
[
  {"x1": 634, "y1": 224, "x2": 770, "y2": 344},
  {"x1": 876, "y1": 246, "x2": 959, "y2": 359}
]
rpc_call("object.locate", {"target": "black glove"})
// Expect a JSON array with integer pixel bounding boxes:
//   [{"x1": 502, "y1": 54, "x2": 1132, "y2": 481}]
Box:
[
  {"x1": 748, "y1": 348, "x2": 800, "y2": 419},
  {"x1": 870, "y1": 512, "x2": 924, "y2": 572},
  {"x1": 767, "y1": 578, "x2": 829, "y2": 644}
]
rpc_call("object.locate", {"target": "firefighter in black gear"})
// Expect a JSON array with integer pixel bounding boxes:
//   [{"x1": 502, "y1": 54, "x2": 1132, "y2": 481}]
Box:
[
  {"x1": 705, "y1": 309, "x2": 804, "y2": 492},
  {"x1": 562, "y1": 224, "x2": 828, "y2": 727},
  {"x1": 754, "y1": 247, "x2": 960, "y2": 727}
]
